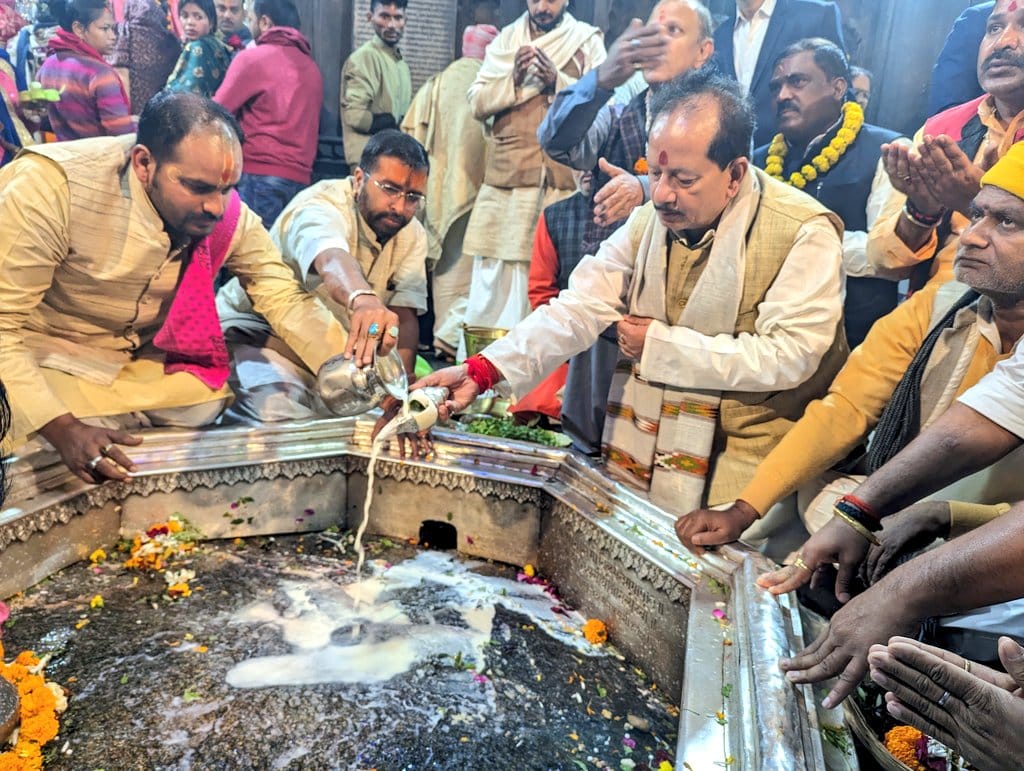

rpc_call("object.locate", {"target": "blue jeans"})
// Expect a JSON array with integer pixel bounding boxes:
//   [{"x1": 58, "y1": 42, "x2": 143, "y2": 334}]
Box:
[{"x1": 237, "y1": 173, "x2": 305, "y2": 229}]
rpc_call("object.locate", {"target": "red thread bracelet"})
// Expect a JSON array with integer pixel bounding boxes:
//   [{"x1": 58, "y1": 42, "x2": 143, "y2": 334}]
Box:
[
  {"x1": 840, "y1": 494, "x2": 880, "y2": 521},
  {"x1": 465, "y1": 355, "x2": 501, "y2": 392}
]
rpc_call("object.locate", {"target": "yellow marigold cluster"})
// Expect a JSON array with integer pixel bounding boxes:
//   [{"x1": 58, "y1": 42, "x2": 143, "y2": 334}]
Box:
[
  {"x1": 0, "y1": 642, "x2": 62, "y2": 770},
  {"x1": 582, "y1": 618, "x2": 608, "y2": 645},
  {"x1": 884, "y1": 725, "x2": 925, "y2": 770},
  {"x1": 765, "y1": 101, "x2": 865, "y2": 189}
]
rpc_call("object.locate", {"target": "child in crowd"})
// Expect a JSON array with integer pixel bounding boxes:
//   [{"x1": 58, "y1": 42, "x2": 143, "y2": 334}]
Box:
[{"x1": 165, "y1": 0, "x2": 229, "y2": 96}]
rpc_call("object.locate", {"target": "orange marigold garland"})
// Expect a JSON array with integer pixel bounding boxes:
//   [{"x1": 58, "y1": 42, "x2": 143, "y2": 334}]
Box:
[{"x1": 0, "y1": 641, "x2": 66, "y2": 770}]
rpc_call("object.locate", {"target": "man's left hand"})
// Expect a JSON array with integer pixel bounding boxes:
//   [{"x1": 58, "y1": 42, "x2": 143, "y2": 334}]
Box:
[
  {"x1": 779, "y1": 587, "x2": 919, "y2": 709},
  {"x1": 616, "y1": 315, "x2": 651, "y2": 360},
  {"x1": 915, "y1": 134, "x2": 985, "y2": 216},
  {"x1": 348, "y1": 293, "x2": 400, "y2": 368},
  {"x1": 594, "y1": 158, "x2": 643, "y2": 227}
]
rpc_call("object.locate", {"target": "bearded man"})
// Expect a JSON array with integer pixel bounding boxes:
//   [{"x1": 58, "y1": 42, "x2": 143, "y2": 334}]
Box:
[
  {"x1": 458, "y1": 0, "x2": 605, "y2": 354},
  {"x1": 216, "y1": 129, "x2": 429, "y2": 421}
]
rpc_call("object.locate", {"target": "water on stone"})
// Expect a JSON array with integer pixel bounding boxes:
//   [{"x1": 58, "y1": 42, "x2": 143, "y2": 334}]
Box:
[{"x1": 3, "y1": 534, "x2": 678, "y2": 770}]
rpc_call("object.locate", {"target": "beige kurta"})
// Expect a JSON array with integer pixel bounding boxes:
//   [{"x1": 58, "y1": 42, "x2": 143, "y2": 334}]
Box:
[
  {"x1": 216, "y1": 176, "x2": 428, "y2": 337},
  {"x1": 0, "y1": 135, "x2": 347, "y2": 442},
  {"x1": 340, "y1": 36, "x2": 412, "y2": 166}
]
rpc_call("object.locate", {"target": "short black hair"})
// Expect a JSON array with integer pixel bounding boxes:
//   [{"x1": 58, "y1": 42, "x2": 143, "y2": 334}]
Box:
[
  {"x1": 773, "y1": 37, "x2": 851, "y2": 83},
  {"x1": 137, "y1": 91, "x2": 244, "y2": 163},
  {"x1": 370, "y1": 0, "x2": 407, "y2": 11},
  {"x1": 648, "y1": 67, "x2": 755, "y2": 169},
  {"x1": 359, "y1": 128, "x2": 429, "y2": 175},
  {"x1": 51, "y1": 0, "x2": 109, "y2": 32},
  {"x1": 180, "y1": 0, "x2": 218, "y2": 33},
  {"x1": 253, "y1": 0, "x2": 300, "y2": 28},
  {"x1": 850, "y1": 65, "x2": 873, "y2": 83}
]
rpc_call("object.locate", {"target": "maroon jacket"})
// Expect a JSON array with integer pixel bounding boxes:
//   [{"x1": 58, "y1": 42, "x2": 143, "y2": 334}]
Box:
[{"x1": 214, "y1": 26, "x2": 323, "y2": 184}]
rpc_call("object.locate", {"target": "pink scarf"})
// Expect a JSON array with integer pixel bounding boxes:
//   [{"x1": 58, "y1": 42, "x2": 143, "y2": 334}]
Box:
[{"x1": 153, "y1": 192, "x2": 240, "y2": 388}]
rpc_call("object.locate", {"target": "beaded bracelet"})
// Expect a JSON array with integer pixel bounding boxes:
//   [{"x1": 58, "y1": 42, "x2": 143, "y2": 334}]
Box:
[
  {"x1": 833, "y1": 507, "x2": 882, "y2": 546},
  {"x1": 902, "y1": 198, "x2": 945, "y2": 229}
]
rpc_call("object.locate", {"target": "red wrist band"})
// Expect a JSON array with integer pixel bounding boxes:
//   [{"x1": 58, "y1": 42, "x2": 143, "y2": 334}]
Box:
[
  {"x1": 465, "y1": 355, "x2": 501, "y2": 392},
  {"x1": 840, "y1": 494, "x2": 880, "y2": 521}
]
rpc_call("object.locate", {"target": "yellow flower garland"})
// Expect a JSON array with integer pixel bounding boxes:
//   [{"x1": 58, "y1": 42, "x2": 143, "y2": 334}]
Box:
[{"x1": 765, "y1": 101, "x2": 865, "y2": 189}]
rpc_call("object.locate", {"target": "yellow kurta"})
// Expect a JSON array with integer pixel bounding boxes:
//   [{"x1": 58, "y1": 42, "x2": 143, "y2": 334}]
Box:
[
  {"x1": 0, "y1": 135, "x2": 347, "y2": 442},
  {"x1": 340, "y1": 36, "x2": 412, "y2": 166},
  {"x1": 738, "y1": 281, "x2": 1009, "y2": 515},
  {"x1": 867, "y1": 97, "x2": 1008, "y2": 287}
]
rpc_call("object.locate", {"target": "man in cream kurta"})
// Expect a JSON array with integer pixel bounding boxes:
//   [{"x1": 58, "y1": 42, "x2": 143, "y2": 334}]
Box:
[
  {"x1": 412, "y1": 70, "x2": 847, "y2": 516},
  {"x1": 0, "y1": 93, "x2": 348, "y2": 484},
  {"x1": 400, "y1": 23, "x2": 498, "y2": 357},
  {"x1": 217, "y1": 130, "x2": 429, "y2": 421},
  {"x1": 459, "y1": 0, "x2": 605, "y2": 353}
]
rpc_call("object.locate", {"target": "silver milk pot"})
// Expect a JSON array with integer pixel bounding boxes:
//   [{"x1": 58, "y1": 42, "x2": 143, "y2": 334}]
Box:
[{"x1": 316, "y1": 348, "x2": 408, "y2": 417}]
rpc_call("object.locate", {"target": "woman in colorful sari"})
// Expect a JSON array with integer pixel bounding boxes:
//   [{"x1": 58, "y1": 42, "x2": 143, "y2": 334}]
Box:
[
  {"x1": 0, "y1": 0, "x2": 33, "y2": 164},
  {"x1": 110, "y1": 0, "x2": 181, "y2": 112},
  {"x1": 36, "y1": 0, "x2": 134, "y2": 141},
  {"x1": 164, "y1": 0, "x2": 229, "y2": 96}
]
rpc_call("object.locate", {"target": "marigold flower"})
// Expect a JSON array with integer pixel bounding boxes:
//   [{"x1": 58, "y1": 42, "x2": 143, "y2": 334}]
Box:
[
  {"x1": 88, "y1": 548, "x2": 106, "y2": 564},
  {"x1": 523, "y1": 564, "x2": 536, "y2": 577},
  {"x1": 633, "y1": 158, "x2": 648, "y2": 174},
  {"x1": 583, "y1": 618, "x2": 608, "y2": 645},
  {"x1": 800, "y1": 164, "x2": 818, "y2": 181},
  {"x1": 167, "y1": 583, "x2": 192, "y2": 599},
  {"x1": 884, "y1": 725, "x2": 925, "y2": 769},
  {"x1": 89, "y1": 595, "x2": 104, "y2": 610}
]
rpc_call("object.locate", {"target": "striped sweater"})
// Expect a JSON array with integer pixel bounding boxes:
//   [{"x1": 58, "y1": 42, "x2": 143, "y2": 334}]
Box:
[{"x1": 37, "y1": 52, "x2": 134, "y2": 141}]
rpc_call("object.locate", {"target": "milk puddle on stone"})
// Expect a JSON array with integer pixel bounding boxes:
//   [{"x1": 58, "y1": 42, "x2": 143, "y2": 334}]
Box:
[{"x1": 4, "y1": 535, "x2": 679, "y2": 770}]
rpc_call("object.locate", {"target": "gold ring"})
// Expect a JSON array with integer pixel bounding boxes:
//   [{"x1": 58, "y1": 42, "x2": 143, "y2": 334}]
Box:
[
  {"x1": 963, "y1": 659, "x2": 972, "y2": 674},
  {"x1": 792, "y1": 556, "x2": 812, "y2": 572},
  {"x1": 100, "y1": 443, "x2": 114, "y2": 456}
]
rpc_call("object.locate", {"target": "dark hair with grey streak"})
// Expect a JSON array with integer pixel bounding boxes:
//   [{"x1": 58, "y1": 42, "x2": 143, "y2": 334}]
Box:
[
  {"x1": 773, "y1": 37, "x2": 851, "y2": 84},
  {"x1": 359, "y1": 128, "x2": 429, "y2": 175},
  {"x1": 137, "y1": 91, "x2": 245, "y2": 164},
  {"x1": 649, "y1": 66, "x2": 755, "y2": 169}
]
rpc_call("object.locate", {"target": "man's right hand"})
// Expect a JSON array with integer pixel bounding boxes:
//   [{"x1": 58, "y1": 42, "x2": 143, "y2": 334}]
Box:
[
  {"x1": 38, "y1": 413, "x2": 142, "y2": 484},
  {"x1": 881, "y1": 140, "x2": 945, "y2": 218},
  {"x1": 348, "y1": 293, "x2": 401, "y2": 368},
  {"x1": 595, "y1": 19, "x2": 668, "y2": 91},
  {"x1": 675, "y1": 499, "x2": 760, "y2": 555},
  {"x1": 756, "y1": 517, "x2": 871, "y2": 603},
  {"x1": 409, "y1": 366, "x2": 481, "y2": 422}
]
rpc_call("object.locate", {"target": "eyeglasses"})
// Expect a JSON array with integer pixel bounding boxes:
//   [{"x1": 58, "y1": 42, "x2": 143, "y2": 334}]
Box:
[{"x1": 370, "y1": 177, "x2": 425, "y2": 207}]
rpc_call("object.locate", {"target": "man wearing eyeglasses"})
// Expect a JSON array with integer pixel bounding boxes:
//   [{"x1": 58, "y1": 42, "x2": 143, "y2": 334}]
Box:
[{"x1": 216, "y1": 129, "x2": 429, "y2": 422}]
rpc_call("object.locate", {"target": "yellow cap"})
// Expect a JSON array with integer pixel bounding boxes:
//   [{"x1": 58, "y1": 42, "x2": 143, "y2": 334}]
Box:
[{"x1": 981, "y1": 141, "x2": 1024, "y2": 198}]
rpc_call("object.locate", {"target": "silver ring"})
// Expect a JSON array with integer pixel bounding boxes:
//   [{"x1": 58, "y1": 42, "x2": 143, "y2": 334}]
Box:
[
  {"x1": 386, "y1": 325, "x2": 400, "y2": 339},
  {"x1": 937, "y1": 690, "x2": 951, "y2": 707},
  {"x1": 87, "y1": 454, "x2": 104, "y2": 471},
  {"x1": 903, "y1": 175, "x2": 912, "y2": 182},
  {"x1": 630, "y1": 38, "x2": 640, "y2": 48}
]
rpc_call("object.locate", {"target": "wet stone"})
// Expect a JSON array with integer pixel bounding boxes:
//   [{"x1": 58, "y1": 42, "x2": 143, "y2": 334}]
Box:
[
  {"x1": 0, "y1": 677, "x2": 17, "y2": 744},
  {"x1": 4, "y1": 534, "x2": 678, "y2": 770}
]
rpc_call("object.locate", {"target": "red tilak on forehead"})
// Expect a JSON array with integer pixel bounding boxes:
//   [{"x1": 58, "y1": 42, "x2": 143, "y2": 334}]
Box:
[{"x1": 659, "y1": 150, "x2": 669, "y2": 165}]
